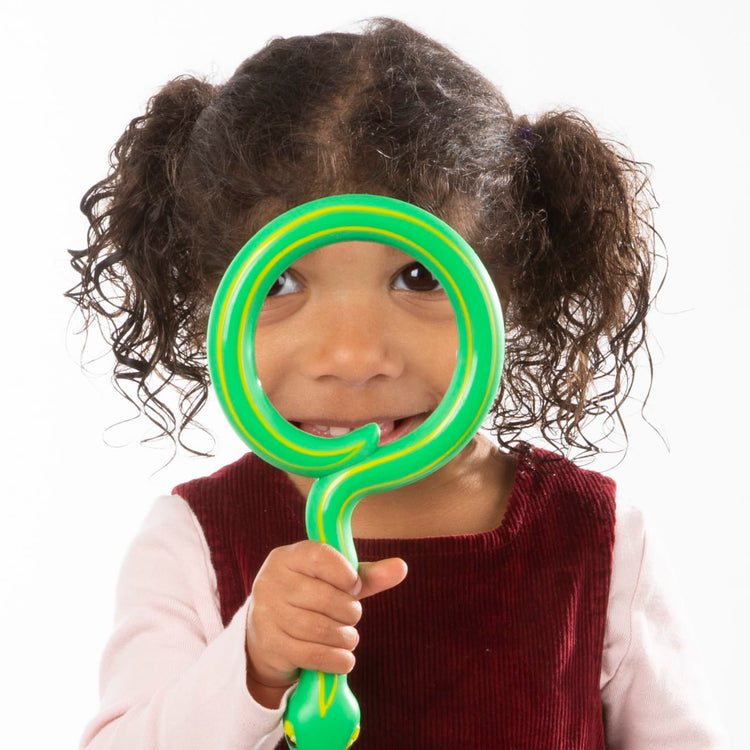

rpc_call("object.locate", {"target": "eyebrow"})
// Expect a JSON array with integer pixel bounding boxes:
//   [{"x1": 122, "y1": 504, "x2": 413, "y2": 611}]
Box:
[{"x1": 382, "y1": 243, "x2": 417, "y2": 260}]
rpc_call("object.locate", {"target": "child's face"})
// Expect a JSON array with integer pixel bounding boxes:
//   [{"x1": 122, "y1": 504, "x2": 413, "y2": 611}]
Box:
[{"x1": 254, "y1": 241, "x2": 458, "y2": 445}]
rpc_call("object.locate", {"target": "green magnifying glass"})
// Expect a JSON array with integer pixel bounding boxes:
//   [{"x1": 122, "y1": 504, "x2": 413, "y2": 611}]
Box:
[{"x1": 207, "y1": 194, "x2": 504, "y2": 750}]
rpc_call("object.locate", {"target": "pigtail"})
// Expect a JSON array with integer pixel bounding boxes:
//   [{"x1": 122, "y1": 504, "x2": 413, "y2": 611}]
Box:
[
  {"x1": 495, "y1": 111, "x2": 660, "y2": 458},
  {"x1": 67, "y1": 75, "x2": 217, "y2": 454}
]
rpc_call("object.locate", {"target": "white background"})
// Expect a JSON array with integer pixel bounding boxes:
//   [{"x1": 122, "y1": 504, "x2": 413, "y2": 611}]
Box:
[{"x1": 1, "y1": 0, "x2": 747, "y2": 747}]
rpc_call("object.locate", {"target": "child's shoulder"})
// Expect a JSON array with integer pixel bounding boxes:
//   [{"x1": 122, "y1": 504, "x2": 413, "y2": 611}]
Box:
[
  {"x1": 514, "y1": 443, "x2": 617, "y2": 522},
  {"x1": 517, "y1": 442, "x2": 616, "y2": 485},
  {"x1": 172, "y1": 451, "x2": 293, "y2": 505}
]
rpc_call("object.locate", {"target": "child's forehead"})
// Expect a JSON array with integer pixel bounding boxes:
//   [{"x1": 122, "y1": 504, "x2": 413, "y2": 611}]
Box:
[{"x1": 293, "y1": 241, "x2": 412, "y2": 266}]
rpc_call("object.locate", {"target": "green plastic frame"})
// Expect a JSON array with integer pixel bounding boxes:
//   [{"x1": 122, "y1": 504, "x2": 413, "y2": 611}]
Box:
[{"x1": 207, "y1": 194, "x2": 504, "y2": 750}]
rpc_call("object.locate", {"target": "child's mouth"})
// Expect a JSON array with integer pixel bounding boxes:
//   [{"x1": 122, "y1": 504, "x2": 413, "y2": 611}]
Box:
[{"x1": 294, "y1": 415, "x2": 427, "y2": 446}]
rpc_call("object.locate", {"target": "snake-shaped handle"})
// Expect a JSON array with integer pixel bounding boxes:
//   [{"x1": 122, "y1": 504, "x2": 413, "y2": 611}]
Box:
[{"x1": 207, "y1": 195, "x2": 504, "y2": 750}]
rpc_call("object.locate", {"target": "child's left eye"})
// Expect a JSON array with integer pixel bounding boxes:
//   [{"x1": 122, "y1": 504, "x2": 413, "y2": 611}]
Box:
[
  {"x1": 266, "y1": 270, "x2": 302, "y2": 297},
  {"x1": 392, "y1": 262, "x2": 443, "y2": 292}
]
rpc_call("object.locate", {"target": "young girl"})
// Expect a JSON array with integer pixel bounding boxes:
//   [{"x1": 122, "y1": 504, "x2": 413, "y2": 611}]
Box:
[{"x1": 69, "y1": 18, "x2": 724, "y2": 750}]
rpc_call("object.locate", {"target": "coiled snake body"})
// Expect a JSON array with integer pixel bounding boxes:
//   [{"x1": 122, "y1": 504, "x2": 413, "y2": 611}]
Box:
[{"x1": 208, "y1": 195, "x2": 504, "y2": 750}]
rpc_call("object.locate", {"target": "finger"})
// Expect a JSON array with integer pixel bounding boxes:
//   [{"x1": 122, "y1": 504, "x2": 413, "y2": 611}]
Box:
[
  {"x1": 283, "y1": 575, "x2": 363, "y2": 625},
  {"x1": 247, "y1": 604, "x2": 356, "y2": 682},
  {"x1": 357, "y1": 558, "x2": 408, "y2": 600},
  {"x1": 284, "y1": 637, "x2": 357, "y2": 676},
  {"x1": 287, "y1": 541, "x2": 360, "y2": 594},
  {"x1": 280, "y1": 608, "x2": 359, "y2": 651}
]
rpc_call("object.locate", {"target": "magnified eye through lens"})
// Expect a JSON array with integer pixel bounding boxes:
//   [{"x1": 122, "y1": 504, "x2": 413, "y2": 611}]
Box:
[
  {"x1": 392, "y1": 261, "x2": 443, "y2": 292},
  {"x1": 266, "y1": 269, "x2": 302, "y2": 297}
]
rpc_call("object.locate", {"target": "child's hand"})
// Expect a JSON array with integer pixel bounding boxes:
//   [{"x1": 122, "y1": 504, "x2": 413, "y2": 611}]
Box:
[{"x1": 244, "y1": 541, "x2": 407, "y2": 706}]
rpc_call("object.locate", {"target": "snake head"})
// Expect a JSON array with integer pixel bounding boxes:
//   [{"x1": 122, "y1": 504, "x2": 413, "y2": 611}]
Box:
[
  {"x1": 284, "y1": 718, "x2": 359, "y2": 750},
  {"x1": 284, "y1": 671, "x2": 360, "y2": 750}
]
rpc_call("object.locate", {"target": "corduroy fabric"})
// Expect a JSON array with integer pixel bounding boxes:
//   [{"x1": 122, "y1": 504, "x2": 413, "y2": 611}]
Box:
[{"x1": 175, "y1": 446, "x2": 616, "y2": 749}]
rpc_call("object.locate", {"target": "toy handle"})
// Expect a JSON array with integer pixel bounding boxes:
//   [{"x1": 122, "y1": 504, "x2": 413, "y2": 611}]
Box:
[{"x1": 282, "y1": 473, "x2": 362, "y2": 749}]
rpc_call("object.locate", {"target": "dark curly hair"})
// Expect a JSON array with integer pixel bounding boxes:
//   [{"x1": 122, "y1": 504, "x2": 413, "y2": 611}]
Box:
[{"x1": 67, "y1": 18, "x2": 661, "y2": 460}]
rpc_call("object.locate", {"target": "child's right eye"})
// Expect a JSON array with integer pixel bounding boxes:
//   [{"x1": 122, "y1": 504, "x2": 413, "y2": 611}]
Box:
[
  {"x1": 392, "y1": 262, "x2": 444, "y2": 293},
  {"x1": 266, "y1": 270, "x2": 302, "y2": 297}
]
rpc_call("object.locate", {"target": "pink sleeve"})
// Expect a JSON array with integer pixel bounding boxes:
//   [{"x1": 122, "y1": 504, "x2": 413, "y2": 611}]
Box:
[
  {"x1": 80, "y1": 495, "x2": 289, "y2": 750},
  {"x1": 601, "y1": 506, "x2": 727, "y2": 749}
]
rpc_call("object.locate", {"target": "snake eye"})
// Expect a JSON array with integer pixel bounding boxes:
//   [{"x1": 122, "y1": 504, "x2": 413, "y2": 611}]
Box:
[
  {"x1": 283, "y1": 719, "x2": 298, "y2": 748},
  {"x1": 346, "y1": 724, "x2": 361, "y2": 748}
]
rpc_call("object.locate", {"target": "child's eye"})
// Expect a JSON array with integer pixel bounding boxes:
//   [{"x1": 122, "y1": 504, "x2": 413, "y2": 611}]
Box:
[
  {"x1": 266, "y1": 270, "x2": 302, "y2": 297},
  {"x1": 392, "y1": 262, "x2": 444, "y2": 292}
]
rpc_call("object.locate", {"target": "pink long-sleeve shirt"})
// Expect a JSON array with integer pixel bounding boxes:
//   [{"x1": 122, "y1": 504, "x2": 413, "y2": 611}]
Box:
[{"x1": 80, "y1": 497, "x2": 726, "y2": 749}]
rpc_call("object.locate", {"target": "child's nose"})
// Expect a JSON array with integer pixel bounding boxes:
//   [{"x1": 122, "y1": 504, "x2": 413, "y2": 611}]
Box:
[{"x1": 301, "y1": 304, "x2": 404, "y2": 385}]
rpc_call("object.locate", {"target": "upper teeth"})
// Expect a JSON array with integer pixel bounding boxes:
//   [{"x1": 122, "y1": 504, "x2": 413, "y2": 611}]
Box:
[
  {"x1": 326, "y1": 426, "x2": 352, "y2": 437},
  {"x1": 308, "y1": 425, "x2": 353, "y2": 437},
  {"x1": 303, "y1": 421, "x2": 396, "y2": 437}
]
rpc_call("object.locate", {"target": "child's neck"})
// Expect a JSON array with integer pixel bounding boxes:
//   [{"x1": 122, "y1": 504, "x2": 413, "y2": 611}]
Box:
[{"x1": 287, "y1": 436, "x2": 516, "y2": 540}]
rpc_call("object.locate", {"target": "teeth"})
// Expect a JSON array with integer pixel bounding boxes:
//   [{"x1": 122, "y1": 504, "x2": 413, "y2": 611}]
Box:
[
  {"x1": 300, "y1": 422, "x2": 399, "y2": 438},
  {"x1": 325, "y1": 426, "x2": 352, "y2": 437}
]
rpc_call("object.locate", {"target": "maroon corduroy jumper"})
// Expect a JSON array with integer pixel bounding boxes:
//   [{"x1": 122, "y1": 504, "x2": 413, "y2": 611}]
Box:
[{"x1": 175, "y1": 446, "x2": 616, "y2": 749}]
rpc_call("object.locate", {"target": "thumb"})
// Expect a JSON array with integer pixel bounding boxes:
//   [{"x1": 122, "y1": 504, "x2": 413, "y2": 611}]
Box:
[{"x1": 355, "y1": 558, "x2": 408, "y2": 600}]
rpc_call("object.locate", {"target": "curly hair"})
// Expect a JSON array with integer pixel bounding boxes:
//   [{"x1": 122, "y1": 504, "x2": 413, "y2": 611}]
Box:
[{"x1": 67, "y1": 18, "x2": 661, "y2": 459}]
